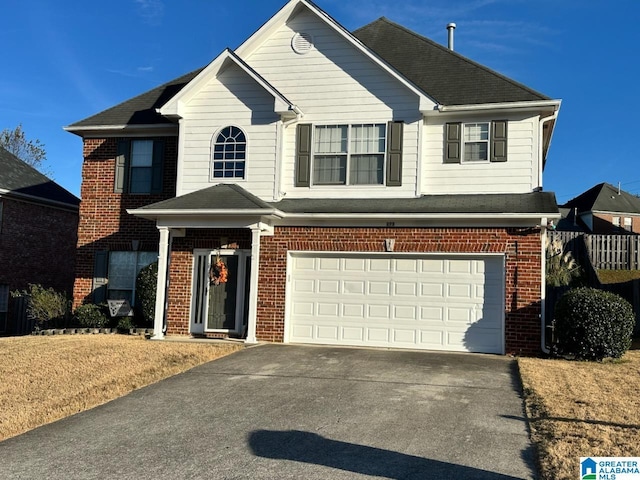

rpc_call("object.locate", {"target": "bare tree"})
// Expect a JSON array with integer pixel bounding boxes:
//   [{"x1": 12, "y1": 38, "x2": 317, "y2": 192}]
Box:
[{"x1": 0, "y1": 124, "x2": 51, "y2": 175}]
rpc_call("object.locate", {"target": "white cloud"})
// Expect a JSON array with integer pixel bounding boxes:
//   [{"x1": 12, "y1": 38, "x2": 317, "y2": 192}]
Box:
[{"x1": 134, "y1": 0, "x2": 164, "y2": 26}]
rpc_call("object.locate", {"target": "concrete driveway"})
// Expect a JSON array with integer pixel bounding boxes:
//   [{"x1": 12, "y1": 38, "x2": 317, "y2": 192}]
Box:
[{"x1": 0, "y1": 344, "x2": 536, "y2": 479}]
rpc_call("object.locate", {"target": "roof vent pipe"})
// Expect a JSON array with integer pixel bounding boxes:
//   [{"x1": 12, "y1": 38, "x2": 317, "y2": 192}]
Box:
[{"x1": 446, "y1": 23, "x2": 456, "y2": 50}]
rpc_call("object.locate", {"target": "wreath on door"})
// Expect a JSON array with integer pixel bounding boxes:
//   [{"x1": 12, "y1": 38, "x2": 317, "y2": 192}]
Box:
[{"x1": 209, "y1": 254, "x2": 228, "y2": 285}]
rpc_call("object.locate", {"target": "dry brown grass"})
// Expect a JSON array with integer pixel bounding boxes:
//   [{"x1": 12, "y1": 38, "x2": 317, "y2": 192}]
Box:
[
  {"x1": 0, "y1": 335, "x2": 242, "y2": 442},
  {"x1": 519, "y1": 351, "x2": 640, "y2": 480}
]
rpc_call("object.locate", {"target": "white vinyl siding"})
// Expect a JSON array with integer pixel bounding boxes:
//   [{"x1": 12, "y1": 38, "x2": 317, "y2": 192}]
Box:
[
  {"x1": 178, "y1": 63, "x2": 279, "y2": 198},
  {"x1": 245, "y1": 8, "x2": 421, "y2": 199},
  {"x1": 423, "y1": 114, "x2": 539, "y2": 194},
  {"x1": 287, "y1": 253, "x2": 505, "y2": 353}
]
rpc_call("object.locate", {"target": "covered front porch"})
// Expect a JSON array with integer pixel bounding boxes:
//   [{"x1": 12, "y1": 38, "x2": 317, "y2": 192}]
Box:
[{"x1": 128, "y1": 184, "x2": 281, "y2": 342}]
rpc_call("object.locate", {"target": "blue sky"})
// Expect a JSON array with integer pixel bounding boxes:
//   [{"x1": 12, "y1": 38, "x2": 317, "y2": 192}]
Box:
[{"x1": 2, "y1": 0, "x2": 638, "y2": 203}]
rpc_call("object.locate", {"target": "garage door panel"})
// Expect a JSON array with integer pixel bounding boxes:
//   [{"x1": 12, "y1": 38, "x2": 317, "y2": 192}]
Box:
[
  {"x1": 288, "y1": 254, "x2": 504, "y2": 353},
  {"x1": 369, "y1": 282, "x2": 390, "y2": 295}
]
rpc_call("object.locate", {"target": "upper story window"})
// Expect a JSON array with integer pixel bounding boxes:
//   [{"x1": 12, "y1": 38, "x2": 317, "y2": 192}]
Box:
[
  {"x1": 212, "y1": 126, "x2": 246, "y2": 179},
  {"x1": 295, "y1": 122, "x2": 403, "y2": 188},
  {"x1": 313, "y1": 124, "x2": 385, "y2": 186},
  {"x1": 114, "y1": 139, "x2": 164, "y2": 194},
  {"x1": 445, "y1": 120, "x2": 507, "y2": 164},
  {"x1": 130, "y1": 140, "x2": 154, "y2": 193},
  {"x1": 463, "y1": 123, "x2": 489, "y2": 162}
]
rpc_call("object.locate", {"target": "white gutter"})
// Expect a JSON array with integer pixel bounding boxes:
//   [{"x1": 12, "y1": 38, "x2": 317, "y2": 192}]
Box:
[
  {"x1": 436, "y1": 99, "x2": 561, "y2": 113},
  {"x1": 128, "y1": 208, "x2": 283, "y2": 217},
  {"x1": 64, "y1": 123, "x2": 176, "y2": 133},
  {"x1": 279, "y1": 212, "x2": 561, "y2": 221},
  {"x1": 0, "y1": 188, "x2": 79, "y2": 211}
]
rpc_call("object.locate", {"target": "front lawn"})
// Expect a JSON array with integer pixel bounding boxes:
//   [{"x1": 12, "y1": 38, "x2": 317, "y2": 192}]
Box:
[
  {"x1": 0, "y1": 335, "x2": 242, "y2": 442},
  {"x1": 519, "y1": 351, "x2": 640, "y2": 480}
]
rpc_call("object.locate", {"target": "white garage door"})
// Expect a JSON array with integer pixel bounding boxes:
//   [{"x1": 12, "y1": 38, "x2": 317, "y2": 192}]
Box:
[{"x1": 287, "y1": 253, "x2": 504, "y2": 353}]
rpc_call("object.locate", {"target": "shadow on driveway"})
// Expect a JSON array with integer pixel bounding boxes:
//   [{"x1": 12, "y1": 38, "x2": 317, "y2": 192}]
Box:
[{"x1": 249, "y1": 429, "x2": 528, "y2": 480}]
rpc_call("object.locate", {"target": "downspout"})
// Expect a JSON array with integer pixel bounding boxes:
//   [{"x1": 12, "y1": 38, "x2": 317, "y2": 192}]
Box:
[
  {"x1": 540, "y1": 217, "x2": 550, "y2": 354},
  {"x1": 275, "y1": 106, "x2": 303, "y2": 201},
  {"x1": 537, "y1": 110, "x2": 559, "y2": 190}
]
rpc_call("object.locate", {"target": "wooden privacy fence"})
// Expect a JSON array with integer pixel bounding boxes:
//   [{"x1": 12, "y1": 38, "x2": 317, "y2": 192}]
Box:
[{"x1": 548, "y1": 231, "x2": 640, "y2": 270}]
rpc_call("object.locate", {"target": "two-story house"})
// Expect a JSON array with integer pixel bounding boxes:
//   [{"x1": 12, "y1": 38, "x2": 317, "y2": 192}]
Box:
[{"x1": 66, "y1": 0, "x2": 561, "y2": 355}]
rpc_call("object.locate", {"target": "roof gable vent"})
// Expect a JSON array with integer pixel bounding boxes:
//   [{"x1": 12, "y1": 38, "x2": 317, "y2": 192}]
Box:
[{"x1": 292, "y1": 32, "x2": 313, "y2": 54}]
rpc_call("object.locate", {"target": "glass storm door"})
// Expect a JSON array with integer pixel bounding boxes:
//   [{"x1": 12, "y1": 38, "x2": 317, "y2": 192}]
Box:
[
  {"x1": 207, "y1": 255, "x2": 238, "y2": 330},
  {"x1": 190, "y1": 250, "x2": 249, "y2": 335}
]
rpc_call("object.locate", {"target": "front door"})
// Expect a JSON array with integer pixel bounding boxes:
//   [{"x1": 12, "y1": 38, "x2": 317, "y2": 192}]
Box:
[
  {"x1": 190, "y1": 250, "x2": 250, "y2": 336},
  {"x1": 207, "y1": 255, "x2": 238, "y2": 330}
]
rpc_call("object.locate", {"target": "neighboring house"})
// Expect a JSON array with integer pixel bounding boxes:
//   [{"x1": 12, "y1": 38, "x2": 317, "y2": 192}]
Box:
[
  {"x1": 66, "y1": 0, "x2": 561, "y2": 355},
  {"x1": 560, "y1": 183, "x2": 640, "y2": 234},
  {"x1": 0, "y1": 146, "x2": 80, "y2": 334}
]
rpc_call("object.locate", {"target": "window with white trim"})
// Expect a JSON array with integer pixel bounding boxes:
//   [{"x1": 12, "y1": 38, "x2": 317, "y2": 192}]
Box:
[
  {"x1": 613, "y1": 216, "x2": 620, "y2": 228},
  {"x1": 624, "y1": 217, "x2": 632, "y2": 231},
  {"x1": 212, "y1": 126, "x2": 246, "y2": 179},
  {"x1": 0, "y1": 284, "x2": 8, "y2": 332},
  {"x1": 313, "y1": 124, "x2": 385, "y2": 185},
  {"x1": 129, "y1": 140, "x2": 154, "y2": 193},
  {"x1": 463, "y1": 123, "x2": 489, "y2": 162},
  {"x1": 107, "y1": 251, "x2": 157, "y2": 305}
]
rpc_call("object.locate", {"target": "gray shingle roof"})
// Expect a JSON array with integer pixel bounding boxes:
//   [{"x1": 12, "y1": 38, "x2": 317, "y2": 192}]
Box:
[
  {"x1": 273, "y1": 192, "x2": 558, "y2": 215},
  {"x1": 353, "y1": 18, "x2": 549, "y2": 106},
  {"x1": 68, "y1": 15, "x2": 551, "y2": 129},
  {"x1": 67, "y1": 69, "x2": 203, "y2": 129},
  {"x1": 562, "y1": 183, "x2": 640, "y2": 214},
  {"x1": 0, "y1": 146, "x2": 80, "y2": 208},
  {"x1": 136, "y1": 184, "x2": 274, "y2": 212},
  {"x1": 137, "y1": 185, "x2": 557, "y2": 216}
]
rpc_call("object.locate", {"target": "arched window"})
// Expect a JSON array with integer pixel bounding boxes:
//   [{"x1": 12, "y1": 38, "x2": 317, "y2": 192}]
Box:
[{"x1": 212, "y1": 126, "x2": 246, "y2": 179}]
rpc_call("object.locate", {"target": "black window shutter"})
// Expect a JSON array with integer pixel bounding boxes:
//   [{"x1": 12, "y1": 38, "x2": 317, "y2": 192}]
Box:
[
  {"x1": 92, "y1": 251, "x2": 109, "y2": 304},
  {"x1": 491, "y1": 120, "x2": 508, "y2": 162},
  {"x1": 295, "y1": 124, "x2": 312, "y2": 187},
  {"x1": 444, "y1": 123, "x2": 462, "y2": 164},
  {"x1": 151, "y1": 140, "x2": 164, "y2": 193},
  {"x1": 386, "y1": 121, "x2": 403, "y2": 186},
  {"x1": 114, "y1": 140, "x2": 130, "y2": 193}
]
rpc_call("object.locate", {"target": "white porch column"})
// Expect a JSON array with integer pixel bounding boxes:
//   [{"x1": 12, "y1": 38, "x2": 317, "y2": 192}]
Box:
[
  {"x1": 246, "y1": 227, "x2": 262, "y2": 343},
  {"x1": 153, "y1": 226, "x2": 170, "y2": 339}
]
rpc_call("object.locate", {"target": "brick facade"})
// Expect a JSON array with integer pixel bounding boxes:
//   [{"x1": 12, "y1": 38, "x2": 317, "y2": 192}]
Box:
[
  {"x1": 161, "y1": 226, "x2": 543, "y2": 355},
  {"x1": 0, "y1": 197, "x2": 78, "y2": 333},
  {"x1": 592, "y1": 212, "x2": 640, "y2": 234},
  {"x1": 73, "y1": 136, "x2": 178, "y2": 308}
]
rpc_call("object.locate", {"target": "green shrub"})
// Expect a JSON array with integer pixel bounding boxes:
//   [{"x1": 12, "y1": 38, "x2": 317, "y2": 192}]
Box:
[
  {"x1": 135, "y1": 261, "x2": 157, "y2": 327},
  {"x1": 73, "y1": 304, "x2": 109, "y2": 328},
  {"x1": 12, "y1": 284, "x2": 70, "y2": 330},
  {"x1": 116, "y1": 316, "x2": 135, "y2": 332},
  {"x1": 554, "y1": 287, "x2": 634, "y2": 360}
]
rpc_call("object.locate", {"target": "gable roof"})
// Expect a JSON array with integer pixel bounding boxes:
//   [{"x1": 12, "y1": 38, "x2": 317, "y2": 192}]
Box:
[
  {"x1": 67, "y1": 2, "x2": 556, "y2": 132},
  {"x1": 353, "y1": 18, "x2": 549, "y2": 106},
  {"x1": 134, "y1": 183, "x2": 276, "y2": 214},
  {"x1": 0, "y1": 146, "x2": 79, "y2": 209},
  {"x1": 160, "y1": 49, "x2": 298, "y2": 118},
  {"x1": 562, "y1": 183, "x2": 640, "y2": 215}
]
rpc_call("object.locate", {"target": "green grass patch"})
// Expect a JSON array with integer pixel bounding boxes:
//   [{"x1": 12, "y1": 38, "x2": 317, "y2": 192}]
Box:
[{"x1": 597, "y1": 269, "x2": 640, "y2": 284}]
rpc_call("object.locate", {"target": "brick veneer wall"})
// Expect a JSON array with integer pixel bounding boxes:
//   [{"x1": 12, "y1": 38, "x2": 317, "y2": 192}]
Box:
[
  {"x1": 165, "y1": 229, "x2": 251, "y2": 336},
  {"x1": 0, "y1": 197, "x2": 78, "y2": 332},
  {"x1": 73, "y1": 136, "x2": 178, "y2": 308},
  {"x1": 162, "y1": 225, "x2": 542, "y2": 355},
  {"x1": 256, "y1": 226, "x2": 542, "y2": 356}
]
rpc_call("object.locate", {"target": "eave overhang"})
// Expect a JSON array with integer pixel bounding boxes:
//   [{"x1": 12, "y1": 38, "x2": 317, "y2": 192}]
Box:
[{"x1": 159, "y1": 49, "x2": 300, "y2": 120}]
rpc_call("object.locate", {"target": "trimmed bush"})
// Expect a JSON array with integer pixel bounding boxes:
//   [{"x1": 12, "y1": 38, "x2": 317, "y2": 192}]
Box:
[
  {"x1": 135, "y1": 261, "x2": 157, "y2": 327},
  {"x1": 12, "y1": 284, "x2": 70, "y2": 330},
  {"x1": 116, "y1": 316, "x2": 135, "y2": 332},
  {"x1": 73, "y1": 304, "x2": 109, "y2": 329},
  {"x1": 554, "y1": 287, "x2": 634, "y2": 360}
]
